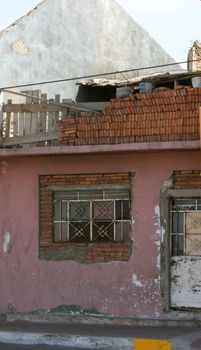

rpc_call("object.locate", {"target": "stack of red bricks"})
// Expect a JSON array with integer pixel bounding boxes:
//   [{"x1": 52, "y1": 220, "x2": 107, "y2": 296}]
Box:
[
  {"x1": 59, "y1": 87, "x2": 201, "y2": 146},
  {"x1": 173, "y1": 170, "x2": 201, "y2": 189}
]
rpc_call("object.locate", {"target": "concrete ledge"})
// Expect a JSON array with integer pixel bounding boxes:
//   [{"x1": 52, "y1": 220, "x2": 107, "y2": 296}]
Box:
[
  {"x1": 0, "y1": 140, "x2": 199, "y2": 158},
  {"x1": 0, "y1": 331, "x2": 133, "y2": 349},
  {"x1": 5, "y1": 313, "x2": 201, "y2": 327},
  {"x1": 0, "y1": 329, "x2": 201, "y2": 350}
]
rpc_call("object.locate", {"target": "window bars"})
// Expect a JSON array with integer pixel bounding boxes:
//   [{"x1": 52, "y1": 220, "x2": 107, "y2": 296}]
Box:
[
  {"x1": 170, "y1": 198, "x2": 201, "y2": 256},
  {"x1": 53, "y1": 187, "x2": 130, "y2": 243}
]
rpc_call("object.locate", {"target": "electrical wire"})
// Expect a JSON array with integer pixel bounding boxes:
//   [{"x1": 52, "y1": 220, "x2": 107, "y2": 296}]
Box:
[
  {"x1": 2, "y1": 89, "x2": 100, "y2": 113},
  {"x1": 0, "y1": 58, "x2": 200, "y2": 91}
]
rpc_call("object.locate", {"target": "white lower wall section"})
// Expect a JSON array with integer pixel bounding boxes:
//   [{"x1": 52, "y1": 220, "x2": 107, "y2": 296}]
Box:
[{"x1": 171, "y1": 256, "x2": 201, "y2": 308}]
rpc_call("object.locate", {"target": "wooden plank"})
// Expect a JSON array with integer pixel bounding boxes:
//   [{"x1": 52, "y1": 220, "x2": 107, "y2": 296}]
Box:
[
  {"x1": 25, "y1": 90, "x2": 33, "y2": 104},
  {"x1": 24, "y1": 90, "x2": 33, "y2": 135},
  {"x1": 18, "y1": 110, "x2": 24, "y2": 135},
  {"x1": 3, "y1": 131, "x2": 57, "y2": 146},
  {"x1": 39, "y1": 93, "x2": 47, "y2": 133},
  {"x1": 31, "y1": 90, "x2": 40, "y2": 134},
  {"x1": 47, "y1": 98, "x2": 54, "y2": 133},
  {"x1": 32, "y1": 90, "x2": 41, "y2": 104},
  {"x1": 13, "y1": 111, "x2": 19, "y2": 136},
  {"x1": 3, "y1": 103, "x2": 65, "y2": 113},
  {"x1": 5, "y1": 99, "x2": 12, "y2": 138},
  {"x1": 54, "y1": 94, "x2": 60, "y2": 131},
  {"x1": 61, "y1": 99, "x2": 69, "y2": 118}
]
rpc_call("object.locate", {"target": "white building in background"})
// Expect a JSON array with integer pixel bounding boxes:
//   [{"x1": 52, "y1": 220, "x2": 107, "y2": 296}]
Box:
[{"x1": 0, "y1": 0, "x2": 178, "y2": 101}]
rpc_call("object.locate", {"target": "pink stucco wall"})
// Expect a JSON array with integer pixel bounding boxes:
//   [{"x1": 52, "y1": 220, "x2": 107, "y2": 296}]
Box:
[{"x1": 0, "y1": 150, "x2": 200, "y2": 319}]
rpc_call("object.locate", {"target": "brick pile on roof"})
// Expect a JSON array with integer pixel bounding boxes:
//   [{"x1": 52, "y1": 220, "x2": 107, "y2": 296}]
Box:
[{"x1": 58, "y1": 87, "x2": 200, "y2": 146}]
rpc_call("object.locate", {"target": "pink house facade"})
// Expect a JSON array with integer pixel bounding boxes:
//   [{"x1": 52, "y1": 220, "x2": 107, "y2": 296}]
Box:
[{"x1": 0, "y1": 83, "x2": 201, "y2": 324}]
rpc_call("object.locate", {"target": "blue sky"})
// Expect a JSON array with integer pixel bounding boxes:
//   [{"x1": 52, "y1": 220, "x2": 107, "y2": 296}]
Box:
[
  {"x1": 0, "y1": 0, "x2": 200, "y2": 63},
  {"x1": 117, "y1": 0, "x2": 201, "y2": 63}
]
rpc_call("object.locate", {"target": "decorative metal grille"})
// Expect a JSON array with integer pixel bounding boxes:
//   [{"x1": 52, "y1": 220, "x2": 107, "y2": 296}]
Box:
[
  {"x1": 53, "y1": 187, "x2": 130, "y2": 243},
  {"x1": 170, "y1": 198, "x2": 201, "y2": 256}
]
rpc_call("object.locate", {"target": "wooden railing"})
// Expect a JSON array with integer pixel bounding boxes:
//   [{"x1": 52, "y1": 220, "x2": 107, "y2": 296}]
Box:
[
  {"x1": 1, "y1": 90, "x2": 68, "y2": 147},
  {"x1": 0, "y1": 90, "x2": 107, "y2": 148}
]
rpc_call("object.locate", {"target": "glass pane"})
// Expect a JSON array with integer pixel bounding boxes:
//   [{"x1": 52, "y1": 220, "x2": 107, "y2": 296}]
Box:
[
  {"x1": 123, "y1": 200, "x2": 130, "y2": 219},
  {"x1": 69, "y1": 202, "x2": 90, "y2": 221},
  {"x1": 116, "y1": 201, "x2": 122, "y2": 220},
  {"x1": 61, "y1": 201, "x2": 68, "y2": 221},
  {"x1": 197, "y1": 199, "x2": 201, "y2": 210},
  {"x1": 54, "y1": 200, "x2": 61, "y2": 221},
  {"x1": 54, "y1": 222, "x2": 61, "y2": 242},
  {"x1": 178, "y1": 212, "x2": 184, "y2": 233},
  {"x1": 93, "y1": 201, "x2": 114, "y2": 220},
  {"x1": 173, "y1": 199, "x2": 196, "y2": 210},
  {"x1": 172, "y1": 212, "x2": 178, "y2": 233},
  {"x1": 79, "y1": 190, "x2": 103, "y2": 200},
  {"x1": 116, "y1": 222, "x2": 123, "y2": 241},
  {"x1": 172, "y1": 235, "x2": 178, "y2": 256},
  {"x1": 178, "y1": 235, "x2": 184, "y2": 255},
  {"x1": 54, "y1": 191, "x2": 77, "y2": 200},
  {"x1": 61, "y1": 222, "x2": 68, "y2": 242},
  {"x1": 69, "y1": 222, "x2": 90, "y2": 242},
  {"x1": 93, "y1": 222, "x2": 114, "y2": 241},
  {"x1": 116, "y1": 200, "x2": 130, "y2": 220},
  {"x1": 104, "y1": 189, "x2": 130, "y2": 199}
]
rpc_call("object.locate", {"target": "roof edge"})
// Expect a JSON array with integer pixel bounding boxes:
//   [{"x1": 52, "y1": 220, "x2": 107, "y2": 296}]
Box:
[
  {"x1": 0, "y1": 0, "x2": 44, "y2": 35},
  {"x1": 0, "y1": 141, "x2": 199, "y2": 158}
]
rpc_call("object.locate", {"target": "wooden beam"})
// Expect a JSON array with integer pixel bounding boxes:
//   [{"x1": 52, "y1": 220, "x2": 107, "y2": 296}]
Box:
[
  {"x1": 3, "y1": 131, "x2": 57, "y2": 146},
  {"x1": 3, "y1": 103, "x2": 66, "y2": 113}
]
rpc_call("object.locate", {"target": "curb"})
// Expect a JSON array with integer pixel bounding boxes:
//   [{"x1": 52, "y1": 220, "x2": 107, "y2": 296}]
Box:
[{"x1": 0, "y1": 331, "x2": 133, "y2": 349}]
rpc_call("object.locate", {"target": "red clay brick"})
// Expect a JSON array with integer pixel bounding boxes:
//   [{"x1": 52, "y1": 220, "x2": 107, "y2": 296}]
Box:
[{"x1": 59, "y1": 87, "x2": 201, "y2": 146}]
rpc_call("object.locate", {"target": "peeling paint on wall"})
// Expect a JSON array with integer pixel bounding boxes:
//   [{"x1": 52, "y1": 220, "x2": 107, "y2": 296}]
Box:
[
  {"x1": 132, "y1": 274, "x2": 143, "y2": 288},
  {"x1": 154, "y1": 205, "x2": 165, "y2": 271},
  {"x1": 171, "y1": 256, "x2": 201, "y2": 308},
  {"x1": 154, "y1": 205, "x2": 161, "y2": 270},
  {"x1": 12, "y1": 40, "x2": 29, "y2": 55},
  {"x1": 3, "y1": 231, "x2": 11, "y2": 253}
]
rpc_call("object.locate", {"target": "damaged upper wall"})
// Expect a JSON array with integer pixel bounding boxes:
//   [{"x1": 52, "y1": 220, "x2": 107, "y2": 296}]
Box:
[
  {"x1": 188, "y1": 41, "x2": 201, "y2": 72},
  {"x1": 0, "y1": 0, "x2": 178, "y2": 100}
]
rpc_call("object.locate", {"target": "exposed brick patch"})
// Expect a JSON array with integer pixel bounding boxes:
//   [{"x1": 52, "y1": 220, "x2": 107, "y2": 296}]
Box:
[
  {"x1": 173, "y1": 170, "x2": 201, "y2": 188},
  {"x1": 39, "y1": 173, "x2": 132, "y2": 263},
  {"x1": 59, "y1": 87, "x2": 201, "y2": 146}
]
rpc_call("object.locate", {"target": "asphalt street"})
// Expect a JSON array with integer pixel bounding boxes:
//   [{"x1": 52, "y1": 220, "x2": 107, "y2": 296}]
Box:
[{"x1": 0, "y1": 344, "x2": 106, "y2": 350}]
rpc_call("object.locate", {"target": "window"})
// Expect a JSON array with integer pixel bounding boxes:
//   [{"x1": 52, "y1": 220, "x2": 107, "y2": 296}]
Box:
[
  {"x1": 170, "y1": 198, "x2": 201, "y2": 256},
  {"x1": 53, "y1": 186, "x2": 130, "y2": 243},
  {"x1": 39, "y1": 173, "x2": 133, "y2": 263}
]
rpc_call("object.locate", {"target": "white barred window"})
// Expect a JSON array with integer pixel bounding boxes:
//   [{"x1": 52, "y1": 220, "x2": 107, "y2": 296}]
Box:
[{"x1": 53, "y1": 185, "x2": 131, "y2": 243}]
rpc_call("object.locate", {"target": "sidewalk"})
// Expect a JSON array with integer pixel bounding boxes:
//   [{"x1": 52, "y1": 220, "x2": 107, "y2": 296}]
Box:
[{"x1": 0, "y1": 320, "x2": 200, "y2": 349}]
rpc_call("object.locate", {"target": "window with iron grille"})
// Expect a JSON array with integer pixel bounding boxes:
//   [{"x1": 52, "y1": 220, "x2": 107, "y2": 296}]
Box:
[
  {"x1": 170, "y1": 198, "x2": 201, "y2": 256},
  {"x1": 53, "y1": 185, "x2": 130, "y2": 243}
]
